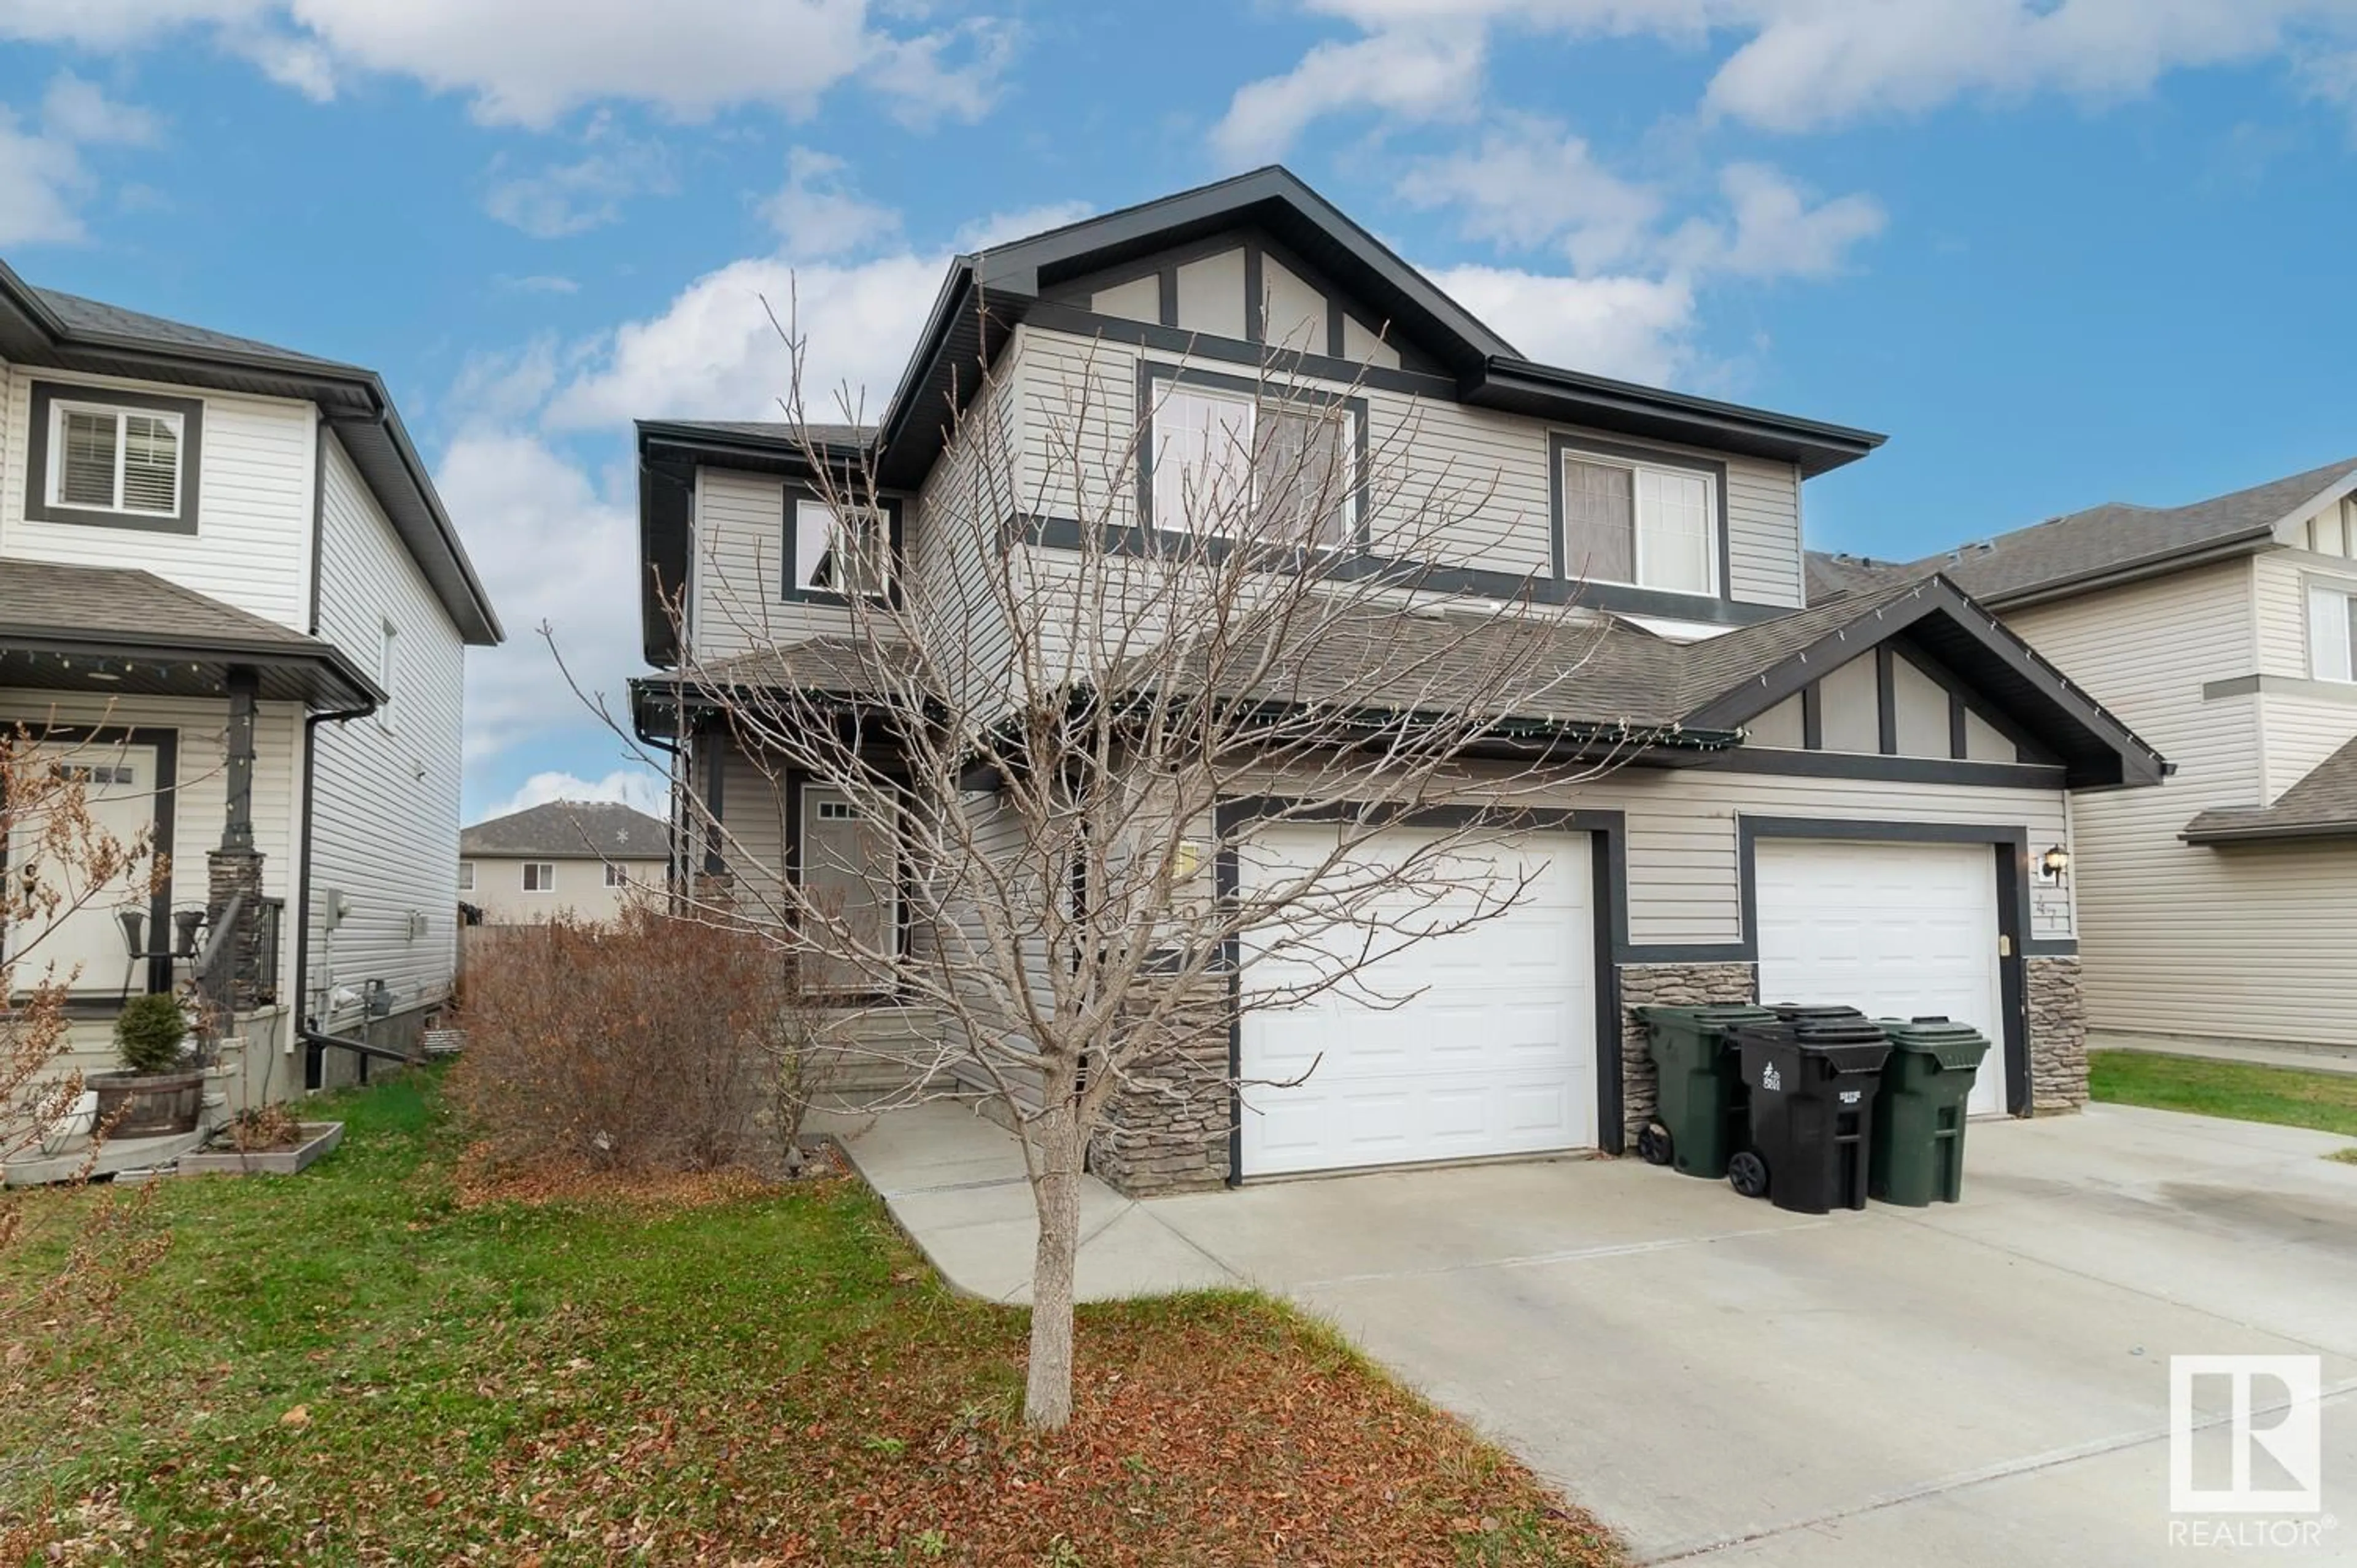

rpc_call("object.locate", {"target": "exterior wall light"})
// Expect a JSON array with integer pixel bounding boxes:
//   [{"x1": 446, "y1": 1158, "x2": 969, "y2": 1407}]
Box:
[{"x1": 2039, "y1": 844, "x2": 2070, "y2": 884}]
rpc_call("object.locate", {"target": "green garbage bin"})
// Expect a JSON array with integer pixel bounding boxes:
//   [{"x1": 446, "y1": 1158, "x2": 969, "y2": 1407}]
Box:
[
  {"x1": 1868, "y1": 1018, "x2": 1993, "y2": 1206},
  {"x1": 1635, "y1": 1004, "x2": 1777, "y2": 1178}
]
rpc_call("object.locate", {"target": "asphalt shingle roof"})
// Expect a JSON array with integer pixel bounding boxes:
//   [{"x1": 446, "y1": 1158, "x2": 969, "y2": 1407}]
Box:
[
  {"x1": 0, "y1": 558, "x2": 328, "y2": 649},
  {"x1": 461, "y1": 801, "x2": 670, "y2": 860},
  {"x1": 1807, "y1": 457, "x2": 2357, "y2": 608},
  {"x1": 2182, "y1": 733, "x2": 2357, "y2": 844},
  {"x1": 34, "y1": 287, "x2": 363, "y2": 374},
  {"x1": 644, "y1": 420, "x2": 875, "y2": 450}
]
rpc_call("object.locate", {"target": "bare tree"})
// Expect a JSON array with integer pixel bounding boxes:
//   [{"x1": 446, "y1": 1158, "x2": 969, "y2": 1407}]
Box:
[{"x1": 595, "y1": 293, "x2": 1663, "y2": 1429}]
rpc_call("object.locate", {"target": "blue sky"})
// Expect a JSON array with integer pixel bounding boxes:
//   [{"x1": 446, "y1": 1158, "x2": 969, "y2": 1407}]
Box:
[{"x1": 5, "y1": 1, "x2": 2357, "y2": 821}]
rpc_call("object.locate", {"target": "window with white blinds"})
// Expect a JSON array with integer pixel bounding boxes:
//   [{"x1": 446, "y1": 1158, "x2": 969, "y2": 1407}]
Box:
[
  {"x1": 2309, "y1": 584, "x2": 2357, "y2": 683},
  {"x1": 1558, "y1": 450, "x2": 1718, "y2": 595},
  {"x1": 48, "y1": 401, "x2": 183, "y2": 518}
]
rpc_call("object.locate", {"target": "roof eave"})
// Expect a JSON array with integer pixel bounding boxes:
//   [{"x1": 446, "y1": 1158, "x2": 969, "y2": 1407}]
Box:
[
  {"x1": 2181, "y1": 818, "x2": 2357, "y2": 846},
  {"x1": 1974, "y1": 528, "x2": 2278, "y2": 611},
  {"x1": 1469, "y1": 358, "x2": 1886, "y2": 477}
]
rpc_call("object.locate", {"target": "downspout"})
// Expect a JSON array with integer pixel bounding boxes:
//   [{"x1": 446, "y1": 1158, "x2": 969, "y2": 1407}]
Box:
[{"x1": 295, "y1": 697, "x2": 376, "y2": 1091}]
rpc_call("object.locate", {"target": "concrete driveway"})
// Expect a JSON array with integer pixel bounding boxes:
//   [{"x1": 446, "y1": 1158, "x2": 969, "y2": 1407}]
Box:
[{"x1": 841, "y1": 1103, "x2": 2357, "y2": 1565}]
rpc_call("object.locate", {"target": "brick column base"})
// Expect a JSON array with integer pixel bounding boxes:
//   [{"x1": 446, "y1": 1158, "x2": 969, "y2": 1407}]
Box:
[
  {"x1": 2026, "y1": 955, "x2": 2088, "y2": 1113},
  {"x1": 1617, "y1": 961, "x2": 1758, "y2": 1148}
]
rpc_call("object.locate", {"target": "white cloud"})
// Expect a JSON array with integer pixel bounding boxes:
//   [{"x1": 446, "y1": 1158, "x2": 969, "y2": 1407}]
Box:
[
  {"x1": 482, "y1": 115, "x2": 673, "y2": 238},
  {"x1": 484, "y1": 768, "x2": 668, "y2": 821},
  {"x1": 0, "y1": 0, "x2": 1015, "y2": 130},
  {"x1": 1214, "y1": 26, "x2": 1485, "y2": 162},
  {"x1": 41, "y1": 73, "x2": 161, "y2": 145},
  {"x1": 1663, "y1": 162, "x2": 1885, "y2": 279},
  {"x1": 497, "y1": 273, "x2": 581, "y2": 294},
  {"x1": 1424, "y1": 265, "x2": 1698, "y2": 385},
  {"x1": 0, "y1": 72, "x2": 169, "y2": 247},
  {"x1": 762, "y1": 147, "x2": 902, "y2": 257},
  {"x1": 954, "y1": 200, "x2": 1097, "y2": 253},
  {"x1": 1396, "y1": 118, "x2": 1664, "y2": 269}
]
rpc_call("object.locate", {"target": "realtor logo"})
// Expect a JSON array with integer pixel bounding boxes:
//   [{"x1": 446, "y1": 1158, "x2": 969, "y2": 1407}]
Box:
[{"x1": 2170, "y1": 1355, "x2": 2324, "y2": 1515}]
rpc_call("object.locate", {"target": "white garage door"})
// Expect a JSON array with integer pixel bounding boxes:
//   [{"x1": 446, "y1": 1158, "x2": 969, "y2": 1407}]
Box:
[
  {"x1": 1236, "y1": 825, "x2": 1596, "y2": 1177},
  {"x1": 1755, "y1": 838, "x2": 2011, "y2": 1117}
]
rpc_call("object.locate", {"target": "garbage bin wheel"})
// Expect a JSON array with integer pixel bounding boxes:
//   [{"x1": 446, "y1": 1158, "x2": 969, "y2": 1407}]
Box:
[
  {"x1": 1728, "y1": 1151, "x2": 1770, "y2": 1200},
  {"x1": 1636, "y1": 1122, "x2": 1673, "y2": 1166}
]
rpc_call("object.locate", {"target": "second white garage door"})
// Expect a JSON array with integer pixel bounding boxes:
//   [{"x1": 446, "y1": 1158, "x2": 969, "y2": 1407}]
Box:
[
  {"x1": 1237, "y1": 825, "x2": 1597, "y2": 1178},
  {"x1": 1754, "y1": 838, "x2": 2011, "y2": 1116}
]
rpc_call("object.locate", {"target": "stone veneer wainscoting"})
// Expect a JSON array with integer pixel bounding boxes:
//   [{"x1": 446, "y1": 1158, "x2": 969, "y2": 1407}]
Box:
[
  {"x1": 1084, "y1": 975, "x2": 1234, "y2": 1194},
  {"x1": 1616, "y1": 962, "x2": 1760, "y2": 1147},
  {"x1": 2026, "y1": 955, "x2": 2089, "y2": 1113}
]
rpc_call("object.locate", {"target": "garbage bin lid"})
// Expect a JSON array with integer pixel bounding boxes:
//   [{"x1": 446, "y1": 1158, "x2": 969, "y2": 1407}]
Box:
[{"x1": 1875, "y1": 1018, "x2": 1993, "y2": 1070}]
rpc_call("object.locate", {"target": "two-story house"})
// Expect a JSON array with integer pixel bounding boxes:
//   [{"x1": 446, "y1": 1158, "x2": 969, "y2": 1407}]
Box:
[
  {"x1": 0, "y1": 258, "x2": 500, "y2": 1164},
  {"x1": 459, "y1": 800, "x2": 668, "y2": 925},
  {"x1": 630, "y1": 168, "x2": 2164, "y2": 1191},
  {"x1": 1813, "y1": 457, "x2": 2357, "y2": 1060}
]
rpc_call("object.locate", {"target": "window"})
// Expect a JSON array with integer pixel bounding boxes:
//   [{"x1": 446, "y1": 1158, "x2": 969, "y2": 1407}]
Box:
[
  {"x1": 458, "y1": 862, "x2": 476, "y2": 892},
  {"x1": 45, "y1": 400, "x2": 184, "y2": 518},
  {"x1": 375, "y1": 619, "x2": 398, "y2": 728},
  {"x1": 604, "y1": 863, "x2": 631, "y2": 888},
  {"x1": 523, "y1": 862, "x2": 555, "y2": 892},
  {"x1": 2309, "y1": 583, "x2": 2357, "y2": 683},
  {"x1": 791, "y1": 498, "x2": 889, "y2": 598},
  {"x1": 1150, "y1": 380, "x2": 1356, "y2": 545},
  {"x1": 1557, "y1": 449, "x2": 1717, "y2": 596}
]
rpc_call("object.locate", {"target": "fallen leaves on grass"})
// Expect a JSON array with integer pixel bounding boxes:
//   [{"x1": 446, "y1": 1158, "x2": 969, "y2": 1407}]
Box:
[{"x1": 450, "y1": 1140, "x2": 801, "y2": 1211}]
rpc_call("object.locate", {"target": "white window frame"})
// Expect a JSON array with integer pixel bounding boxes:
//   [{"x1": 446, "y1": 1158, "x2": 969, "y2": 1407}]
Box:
[
  {"x1": 522, "y1": 862, "x2": 555, "y2": 892},
  {"x1": 1148, "y1": 379, "x2": 1360, "y2": 544},
  {"x1": 458, "y1": 862, "x2": 476, "y2": 892},
  {"x1": 47, "y1": 398, "x2": 185, "y2": 519},
  {"x1": 2306, "y1": 577, "x2": 2357, "y2": 684},
  {"x1": 604, "y1": 863, "x2": 631, "y2": 888},
  {"x1": 1556, "y1": 446, "x2": 1721, "y2": 598},
  {"x1": 789, "y1": 496, "x2": 892, "y2": 600}
]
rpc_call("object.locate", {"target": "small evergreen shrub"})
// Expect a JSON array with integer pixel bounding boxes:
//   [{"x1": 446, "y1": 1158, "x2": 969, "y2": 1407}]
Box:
[{"x1": 114, "y1": 993, "x2": 189, "y2": 1073}]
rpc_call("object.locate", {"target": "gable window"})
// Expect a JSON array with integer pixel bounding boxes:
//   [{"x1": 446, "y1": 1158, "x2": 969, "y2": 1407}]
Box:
[
  {"x1": 1555, "y1": 446, "x2": 1718, "y2": 597},
  {"x1": 1148, "y1": 378, "x2": 1358, "y2": 546},
  {"x1": 26, "y1": 384, "x2": 204, "y2": 534},
  {"x1": 458, "y1": 862, "x2": 476, "y2": 892},
  {"x1": 789, "y1": 496, "x2": 891, "y2": 599},
  {"x1": 2308, "y1": 583, "x2": 2357, "y2": 683},
  {"x1": 523, "y1": 862, "x2": 555, "y2": 892}
]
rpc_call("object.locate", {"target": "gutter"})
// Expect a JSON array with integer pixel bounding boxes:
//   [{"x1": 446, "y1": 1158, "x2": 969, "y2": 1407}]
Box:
[
  {"x1": 295, "y1": 694, "x2": 379, "y2": 1091},
  {"x1": 2181, "y1": 819, "x2": 2357, "y2": 847},
  {"x1": 1976, "y1": 530, "x2": 2277, "y2": 612}
]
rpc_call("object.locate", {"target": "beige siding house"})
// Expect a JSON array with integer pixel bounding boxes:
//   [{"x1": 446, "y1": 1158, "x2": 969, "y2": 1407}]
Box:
[
  {"x1": 628, "y1": 168, "x2": 2165, "y2": 1193},
  {"x1": 459, "y1": 801, "x2": 667, "y2": 925},
  {"x1": 1812, "y1": 458, "x2": 2357, "y2": 1054}
]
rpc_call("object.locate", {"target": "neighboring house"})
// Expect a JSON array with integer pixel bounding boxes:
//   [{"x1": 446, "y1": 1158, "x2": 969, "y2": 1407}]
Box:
[
  {"x1": 459, "y1": 801, "x2": 667, "y2": 924},
  {"x1": 0, "y1": 257, "x2": 501, "y2": 1156},
  {"x1": 628, "y1": 168, "x2": 2164, "y2": 1192},
  {"x1": 1810, "y1": 456, "x2": 2357, "y2": 1055}
]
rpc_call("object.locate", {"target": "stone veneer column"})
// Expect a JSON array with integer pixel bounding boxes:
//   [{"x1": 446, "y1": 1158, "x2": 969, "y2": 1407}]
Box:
[
  {"x1": 204, "y1": 848, "x2": 268, "y2": 1014},
  {"x1": 1617, "y1": 962, "x2": 1759, "y2": 1148},
  {"x1": 1086, "y1": 973, "x2": 1234, "y2": 1195},
  {"x1": 2026, "y1": 956, "x2": 2088, "y2": 1113}
]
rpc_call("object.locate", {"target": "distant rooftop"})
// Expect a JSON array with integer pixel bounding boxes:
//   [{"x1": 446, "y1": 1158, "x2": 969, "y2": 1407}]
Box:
[{"x1": 461, "y1": 800, "x2": 668, "y2": 860}]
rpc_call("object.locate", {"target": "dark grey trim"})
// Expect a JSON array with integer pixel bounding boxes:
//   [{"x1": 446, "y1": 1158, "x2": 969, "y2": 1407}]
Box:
[
  {"x1": 1325, "y1": 296, "x2": 1345, "y2": 358},
  {"x1": 1736, "y1": 816, "x2": 2043, "y2": 1115},
  {"x1": 1875, "y1": 645, "x2": 1899, "y2": 755},
  {"x1": 1700, "y1": 750, "x2": 2069, "y2": 789},
  {"x1": 1026, "y1": 301, "x2": 1454, "y2": 398},
  {"x1": 1547, "y1": 431, "x2": 1733, "y2": 603},
  {"x1": 23, "y1": 380, "x2": 204, "y2": 535},
  {"x1": 1895, "y1": 636, "x2": 2059, "y2": 766},
  {"x1": 1213, "y1": 798, "x2": 1633, "y2": 1175},
  {"x1": 1135, "y1": 361, "x2": 1370, "y2": 540},
  {"x1": 1242, "y1": 244, "x2": 1264, "y2": 344},
  {"x1": 2181, "y1": 818, "x2": 2357, "y2": 846},
  {"x1": 1799, "y1": 681, "x2": 1823, "y2": 751},
  {"x1": 0, "y1": 626, "x2": 381, "y2": 712},
  {"x1": 1, "y1": 725, "x2": 177, "y2": 998},
  {"x1": 2204, "y1": 673, "x2": 2357, "y2": 705},
  {"x1": 780, "y1": 485, "x2": 905, "y2": 607},
  {"x1": 1619, "y1": 942, "x2": 1754, "y2": 965},
  {"x1": 1949, "y1": 692, "x2": 1969, "y2": 761},
  {"x1": 698, "y1": 726, "x2": 728, "y2": 876},
  {"x1": 1157, "y1": 264, "x2": 1178, "y2": 328}
]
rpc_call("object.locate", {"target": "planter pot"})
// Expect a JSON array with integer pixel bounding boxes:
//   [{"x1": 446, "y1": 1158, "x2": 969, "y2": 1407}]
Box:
[
  {"x1": 179, "y1": 1122, "x2": 344, "y2": 1176},
  {"x1": 88, "y1": 1068, "x2": 206, "y2": 1138}
]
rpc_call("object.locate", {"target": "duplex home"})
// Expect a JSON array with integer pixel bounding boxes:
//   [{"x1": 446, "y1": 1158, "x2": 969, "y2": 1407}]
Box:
[
  {"x1": 630, "y1": 168, "x2": 2164, "y2": 1190},
  {"x1": 1813, "y1": 457, "x2": 2357, "y2": 1058},
  {"x1": 459, "y1": 800, "x2": 667, "y2": 925},
  {"x1": 0, "y1": 260, "x2": 500, "y2": 1149}
]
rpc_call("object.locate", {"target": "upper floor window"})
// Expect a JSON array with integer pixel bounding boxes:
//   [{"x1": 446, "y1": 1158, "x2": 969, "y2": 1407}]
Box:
[
  {"x1": 604, "y1": 863, "x2": 632, "y2": 888},
  {"x1": 26, "y1": 383, "x2": 204, "y2": 535},
  {"x1": 789, "y1": 496, "x2": 891, "y2": 600},
  {"x1": 1148, "y1": 377, "x2": 1358, "y2": 546},
  {"x1": 523, "y1": 862, "x2": 555, "y2": 892},
  {"x1": 2308, "y1": 582, "x2": 2357, "y2": 683},
  {"x1": 1555, "y1": 444, "x2": 1719, "y2": 597},
  {"x1": 458, "y1": 861, "x2": 476, "y2": 892}
]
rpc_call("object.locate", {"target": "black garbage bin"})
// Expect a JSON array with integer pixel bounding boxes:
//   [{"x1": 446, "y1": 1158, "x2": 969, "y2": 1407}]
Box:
[
  {"x1": 1635, "y1": 1005, "x2": 1777, "y2": 1178},
  {"x1": 1728, "y1": 1012, "x2": 1891, "y2": 1215}
]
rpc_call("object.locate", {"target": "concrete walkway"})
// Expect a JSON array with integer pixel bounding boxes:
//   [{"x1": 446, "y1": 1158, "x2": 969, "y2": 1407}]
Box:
[
  {"x1": 2091, "y1": 1030, "x2": 2357, "y2": 1076},
  {"x1": 835, "y1": 1102, "x2": 2357, "y2": 1566}
]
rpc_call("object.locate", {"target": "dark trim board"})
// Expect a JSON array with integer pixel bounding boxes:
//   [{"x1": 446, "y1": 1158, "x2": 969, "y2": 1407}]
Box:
[
  {"x1": 777, "y1": 485, "x2": 906, "y2": 608},
  {"x1": 1546, "y1": 431, "x2": 1734, "y2": 603},
  {"x1": 1695, "y1": 750, "x2": 2069, "y2": 790},
  {"x1": 23, "y1": 380, "x2": 206, "y2": 536},
  {"x1": 1134, "y1": 360, "x2": 1372, "y2": 541},
  {"x1": 0, "y1": 725, "x2": 179, "y2": 998},
  {"x1": 1212, "y1": 798, "x2": 1633, "y2": 1178},
  {"x1": 1024, "y1": 301, "x2": 1455, "y2": 400}
]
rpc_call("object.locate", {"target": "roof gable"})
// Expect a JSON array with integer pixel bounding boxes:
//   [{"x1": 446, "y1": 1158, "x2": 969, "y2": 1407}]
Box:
[{"x1": 460, "y1": 800, "x2": 670, "y2": 860}]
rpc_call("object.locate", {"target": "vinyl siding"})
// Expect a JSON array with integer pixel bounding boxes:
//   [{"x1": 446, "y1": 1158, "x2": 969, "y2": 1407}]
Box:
[
  {"x1": 0, "y1": 367, "x2": 315, "y2": 631},
  {"x1": 684, "y1": 468, "x2": 910, "y2": 661},
  {"x1": 306, "y1": 431, "x2": 466, "y2": 1028},
  {"x1": 2247, "y1": 547, "x2": 2357, "y2": 802},
  {"x1": 2000, "y1": 563, "x2": 2302, "y2": 1038},
  {"x1": 907, "y1": 344, "x2": 1024, "y2": 712},
  {"x1": 465, "y1": 856, "x2": 663, "y2": 925}
]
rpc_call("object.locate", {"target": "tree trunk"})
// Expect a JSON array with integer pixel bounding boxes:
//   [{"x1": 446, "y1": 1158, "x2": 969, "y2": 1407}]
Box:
[{"x1": 1023, "y1": 1104, "x2": 1083, "y2": 1430}]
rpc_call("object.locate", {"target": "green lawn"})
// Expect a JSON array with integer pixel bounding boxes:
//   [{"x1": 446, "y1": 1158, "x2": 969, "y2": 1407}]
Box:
[
  {"x1": 2089, "y1": 1049, "x2": 2357, "y2": 1146},
  {"x1": 1, "y1": 1071, "x2": 1617, "y2": 1566}
]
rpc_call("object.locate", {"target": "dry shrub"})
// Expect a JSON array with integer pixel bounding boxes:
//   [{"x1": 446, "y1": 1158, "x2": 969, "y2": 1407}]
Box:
[{"x1": 448, "y1": 906, "x2": 832, "y2": 1175}]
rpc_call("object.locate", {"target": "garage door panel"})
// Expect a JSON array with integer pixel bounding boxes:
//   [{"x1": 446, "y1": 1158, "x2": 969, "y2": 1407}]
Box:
[
  {"x1": 1755, "y1": 839, "x2": 2011, "y2": 1118},
  {"x1": 1239, "y1": 827, "x2": 1596, "y2": 1177}
]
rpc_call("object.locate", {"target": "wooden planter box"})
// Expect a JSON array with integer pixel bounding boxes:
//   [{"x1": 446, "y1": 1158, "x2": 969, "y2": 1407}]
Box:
[
  {"x1": 179, "y1": 1122, "x2": 344, "y2": 1176},
  {"x1": 88, "y1": 1068, "x2": 205, "y2": 1138}
]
